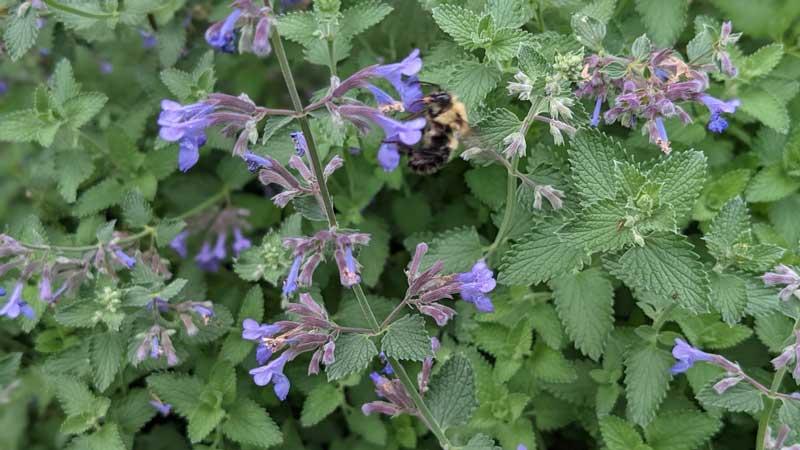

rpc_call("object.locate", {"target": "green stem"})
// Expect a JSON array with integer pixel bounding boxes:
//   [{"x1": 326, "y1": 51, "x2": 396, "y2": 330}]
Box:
[
  {"x1": 485, "y1": 154, "x2": 519, "y2": 259},
  {"x1": 270, "y1": 28, "x2": 338, "y2": 229},
  {"x1": 41, "y1": 0, "x2": 116, "y2": 19},
  {"x1": 386, "y1": 355, "x2": 451, "y2": 449},
  {"x1": 756, "y1": 316, "x2": 800, "y2": 450},
  {"x1": 352, "y1": 284, "x2": 380, "y2": 330},
  {"x1": 327, "y1": 38, "x2": 338, "y2": 77}
]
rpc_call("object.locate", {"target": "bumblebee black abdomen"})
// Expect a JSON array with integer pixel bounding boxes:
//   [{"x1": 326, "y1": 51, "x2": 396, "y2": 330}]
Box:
[{"x1": 405, "y1": 91, "x2": 469, "y2": 174}]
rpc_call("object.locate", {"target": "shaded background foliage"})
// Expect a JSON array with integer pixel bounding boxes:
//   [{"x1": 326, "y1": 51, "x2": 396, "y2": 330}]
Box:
[{"x1": 1, "y1": 0, "x2": 800, "y2": 449}]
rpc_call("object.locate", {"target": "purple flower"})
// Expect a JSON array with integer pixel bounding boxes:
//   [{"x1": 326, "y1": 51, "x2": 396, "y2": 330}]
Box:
[
  {"x1": 290, "y1": 131, "x2": 308, "y2": 156},
  {"x1": 99, "y1": 60, "x2": 113, "y2": 74},
  {"x1": 205, "y1": 9, "x2": 242, "y2": 53},
  {"x1": 457, "y1": 260, "x2": 496, "y2": 313},
  {"x1": 195, "y1": 241, "x2": 221, "y2": 272},
  {"x1": 283, "y1": 256, "x2": 302, "y2": 295},
  {"x1": 251, "y1": 16, "x2": 272, "y2": 57},
  {"x1": 377, "y1": 142, "x2": 400, "y2": 171},
  {"x1": 335, "y1": 245, "x2": 361, "y2": 287},
  {"x1": 212, "y1": 233, "x2": 227, "y2": 261},
  {"x1": 232, "y1": 228, "x2": 251, "y2": 256},
  {"x1": 139, "y1": 30, "x2": 157, "y2": 48},
  {"x1": 338, "y1": 104, "x2": 426, "y2": 146},
  {"x1": 372, "y1": 49, "x2": 424, "y2": 112},
  {"x1": 249, "y1": 352, "x2": 291, "y2": 400},
  {"x1": 158, "y1": 100, "x2": 214, "y2": 172},
  {"x1": 149, "y1": 399, "x2": 172, "y2": 417},
  {"x1": 697, "y1": 94, "x2": 740, "y2": 133},
  {"x1": 192, "y1": 304, "x2": 214, "y2": 319},
  {"x1": 244, "y1": 151, "x2": 272, "y2": 173},
  {"x1": 242, "y1": 318, "x2": 282, "y2": 340},
  {"x1": 256, "y1": 343, "x2": 272, "y2": 364},
  {"x1": 169, "y1": 231, "x2": 189, "y2": 258},
  {"x1": 590, "y1": 97, "x2": 603, "y2": 127},
  {"x1": 0, "y1": 80, "x2": 9, "y2": 96},
  {"x1": 113, "y1": 249, "x2": 136, "y2": 268},
  {"x1": 518, "y1": 446, "x2": 528, "y2": 450},
  {"x1": 670, "y1": 338, "x2": 713, "y2": 374},
  {"x1": 0, "y1": 283, "x2": 34, "y2": 320},
  {"x1": 763, "y1": 265, "x2": 800, "y2": 302}
]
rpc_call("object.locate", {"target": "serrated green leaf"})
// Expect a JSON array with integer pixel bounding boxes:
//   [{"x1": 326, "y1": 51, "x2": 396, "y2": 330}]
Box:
[
  {"x1": 50, "y1": 59, "x2": 81, "y2": 106},
  {"x1": 648, "y1": 150, "x2": 707, "y2": 219},
  {"x1": 3, "y1": 7, "x2": 39, "y2": 62},
  {"x1": 635, "y1": 0, "x2": 687, "y2": 46},
  {"x1": 560, "y1": 200, "x2": 634, "y2": 254},
  {"x1": 160, "y1": 68, "x2": 193, "y2": 101},
  {"x1": 381, "y1": 314, "x2": 431, "y2": 361},
  {"x1": 428, "y1": 354, "x2": 477, "y2": 430},
  {"x1": 746, "y1": 164, "x2": 800, "y2": 202},
  {"x1": 275, "y1": 11, "x2": 317, "y2": 45},
  {"x1": 448, "y1": 61, "x2": 502, "y2": 109},
  {"x1": 300, "y1": 383, "x2": 344, "y2": 427},
  {"x1": 188, "y1": 403, "x2": 225, "y2": 443},
  {"x1": 486, "y1": 0, "x2": 533, "y2": 29},
  {"x1": 624, "y1": 343, "x2": 672, "y2": 426},
  {"x1": 339, "y1": 0, "x2": 393, "y2": 38},
  {"x1": 74, "y1": 178, "x2": 125, "y2": 217},
  {"x1": 486, "y1": 28, "x2": 532, "y2": 62},
  {"x1": 696, "y1": 379, "x2": 764, "y2": 414},
  {"x1": 63, "y1": 92, "x2": 108, "y2": 130},
  {"x1": 421, "y1": 226, "x2": 483, "y2": 273},
  {"x1": 568, "y1": 130, "x2": 625, "y2": 204},
  {"x1": 147, "y1": 373, "x2": 205, "y2": 418},
  {"x1": 739, "y1": 88, "x2": 790, "y2": 134},
  {"x1": 499, "y1": 223, "x2": 588, "y2": 285},
  {"x1": 644, "y1": 410, "x2": 721, "y2": 450},
  {"x1": 739, "y1": 43, "x2": 784, "y2": 80},
  {"x1": 326, "y1": 334, "x2": 378, "y2": 381},
  {"x1": 91, "y1": 331, "x2": 124, "y2": 392},
  {"x1": 56, "y1": 150, "x2": 94, "y2": 203},
  {"x1": 529, "y1": 341, "x2": 578, "y2": 383},
  {"x1": 121, "y1": 190, "x2": 152, "y2": 228},
  {"x1": 155, "y1": 219, "x2": 186, "y2": 247},
  {"x1": 223, "y1": 398, "x2": 282, "y2": 448},
  {"x1": 709, "y1": 272, "x2": 747, "y2": 325},
  {"x1": 0, "y1": 109, "x2": 43, "y2": 143},
  {"x1": 465, "y1": 165, "x2": 508, "y2": 210},
  {"x1": 157, "y1": 23, "x2": 186, "y2": 67},
  {"x1": 431, "y1": 5, "x2": 481, "y2": 49},
  {"x1": 600, "y1": 415, "x2": 648, "y2": 450},
  {"x1": 551, "y1": 268, "x2": 615, "y2": 360},
  {"x1": 612, "y1": 234, "x2": 708, "y2": 312}
]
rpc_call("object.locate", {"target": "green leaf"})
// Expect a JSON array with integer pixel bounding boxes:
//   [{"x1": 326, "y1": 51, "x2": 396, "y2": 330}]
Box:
[
  {"x1": 485, "y1": 28, "x2": 532, "y2": 62},
  {"x1": 157, "y1": 23, "x2": 187, "y2": 67},
  {"x1": 571, "y1": 14, "x2": 606, "y2": 51},
  {"x1": 464, "y1": 433, "x2": 501, "y2": 450},
  {"x1": 648, "y1": 150, "x2": 707, "y2": 219},
  {"x1": 3, "y1": 7, "x2": 39, "y2": 62},
  {"x1": 188, "y1": 403, "x2": 226, "y2": 443},
  {"x1": 465, "y1": 165, "x2": 508, "y2": 210},
  {"x1": 746, "y1": 164, "x2": 800, "y2": 202},
  {"x1": 0, "y1": 109, "x2": 43, "y2": 143},
  {"x1": 381, "y1": 314, "x2": 432, "y2": 361},
  {"x1": 339, "y1": 0, "x2": 393, "y2": 38},
  {"x1": 326, "y1": 334, "x2": 378, "y2": 381},
  {"x1": 147, "y1": 373, "x2": 205, "y2": 418},
  {"x1": 0, "y1": 353, "x2": 22, "y2": 386},
  {"x1": 431, "y1": 4, "x2": 481, "y2": 49},
  {"x1": 529, "y1": 341, "x2": 578, "y2": 383},
  {"x1": 428, "y1": 354, "x2": 477, "y2": 430},
  {"x1": 739, "y1": 43, "x2": 784, "y2": 80},
  {"x1": 155, "y1": 219, "x2": 186, "y2": 248},
  {"x1": 421, "y1": 226, "x2": 483, "y2": 273},
  {"x1": 709, "y1": 272, "x2": 747, "y2": 325},
  {"x1": 738, "y1": 88, "x2": 790, "y2": 134},
  {"x1": 705, "y1": 197, "x2": 749, "y2": 261},
  {"x1": 223, "y1": 398, "x2": 282, "y2": 448},
  {"x1": 56, "y1": 150, "x2": 95, "y2": 203},
  {"x1": 600, "y1": 416, "x2": 648, "y2": 450},
  {"x1": 644, "y1": 410, "x2": 721, "y2": 450},
  {"x1": 222, "y1": 285, "x2": 264, "y2": 365},
  {"x1": 63, "y1": 93, "x2": 108, "y2": 130},
  {"x1": 448, "y1": 61, "x2": 503, "y2": 110},
  {"x1": 551, "y1": 268, "x2": 615, "y2": 360},
  {"x1": 696, "y1": 379, "x2": 764, "y2": 414},
  {"x1": 611, "y1": 234, "x2": 708, "y2": 312},
  {"x1": 50, "y1": 59, "x2": 80, "y2": 106},
  {"x1": 624, "y1": 342, "x2": 673, "y2": 427},
  {"x1": 486, "y1": 0, "x2": 533, "y2": 29},
  {"x1": 499, "y1": 223, "x2": 588, "y2": 285},
  {"x1": 345, "y1": 408, "x2": 388, "y2": 445},
  {"x1": 74, "y1": 178, "x2": 125, "y2": 217},
  {"x1": 84, "y1": 422, "x2": 126, "y2": 450},
  {"x1": 275, "y1": 11, "x2": 317, "y2": 45},
  {"x1": 121, "y1": 190, "x2": 152, "y2": 229},
  {"x1": 107, "y1": 389, "x2": 156, "y2": 434},
  {"x1": 300, "y1": 383, "x2": 344, "y2": 427},
  {"x1": 568, "y1": 129, "x2": 625, "y2": 204},
  {"x1": 635, "y1": 0, "x2": 688, "y2": 46},
  {"x1": 91, "y1": 331, "x2": 124, "y2": 392},
  {"x1": 160, "y1": 68, "x2": 193, "y2": 101},
  {"x1": 560, "y1": 200, "x2": 634, "y2": 254}
]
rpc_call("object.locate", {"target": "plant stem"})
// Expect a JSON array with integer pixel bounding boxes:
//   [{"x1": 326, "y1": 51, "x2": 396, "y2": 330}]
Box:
[
  {"x1": 270, "y1": 27, "x2": 451, "y2": 450},
  {"x1": 270, "y1": 28, "x2": 338, "y2": 229},
  {"x1": 42, "y1": 0, "x2": 116, "y2": 19},
  {"x1": 386, "y1": 355, "x2": 451, "y2": 449},
  {"x1": 485, "y1": 154, "x2": 519, "y2": 259},
  {"x1": 327, "y1": 38, "x2": 338, "y2": 77},
  {"x1": 756, "y1": 316, "x2": 800, "y2": 450}
]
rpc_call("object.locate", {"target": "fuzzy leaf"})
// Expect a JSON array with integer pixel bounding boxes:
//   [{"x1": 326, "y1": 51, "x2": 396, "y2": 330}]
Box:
[
  {"x1": 431, "y1": 4, "x2": 481, "y2": 49},
  {"x1": 421, "y1": 226, "x2": 483, "y2": 273},
  {"x1": 499, "y1": 223, "x2": 587, "y2": 285},
  {"x1": 624, "y1": 342, "x2": 673, "y2": 426},
  {"x1": 644, "y1": 410, "x2": 721, "y2": 450},
  {"x1": 381, "y1": 314, "x2": 432, "y2": 361},
  {"x1": 635, "y1": 0, "x2": 687, "y2": 46},
  {"x1": 222, "y1": 399, "x2": 282, "y2": 448},
  {"x1": 3, "y1": 7, "x2": 39, "y2": 62},
  {"x1": 326, "y1": 334, "x2": 378, "y2": 381},
  {"x1": 551, "y1": 268, "x2": 615, "y2": 360},
  {"x1": 300, "y1": 383, "x2": 344, "y2": 427},
  {"x1": 428, "y1": 354, "x2": 477, "y2": 430}
]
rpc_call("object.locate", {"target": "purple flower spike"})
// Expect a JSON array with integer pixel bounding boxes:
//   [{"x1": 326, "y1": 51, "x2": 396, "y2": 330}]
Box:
[
  {"x1": 283, "y1": 256, "x2": 302, "y2": 295},
  {"x1": 378, "y1": 142, "x2": 400, "y2": 171},
  {"x1": 158, "y1": 100, "x2": 214, "y2": 172},
  {"x1": 763, "y1": 265, "x2": 800, "y2": 302},
  {"x1": 457, "y1": 260, "x2": 496, "y2": 313},
  {"x1": 149, "y1": 399, "x2": 172, "y2": 417},
  {"x1": 249, "y1": 352, "x2": 291, "y2": 400},
  {"x1": 205, "y1": 9, "x2": 242, "y2": 53},
  {"x1": 373, "y1": 49, "x2": 424, "y2": 111},
  {"x1": 170, "y1": 231, "x2": 189, "y2": 258},
  {"x1": 244, "y1": 151, "x2": 272, "y2": 173},
  {"x1": 0, "y1": 283, "x2": 34, "y2": 320},
  {"x1": 232, "y1": 228, "x2": 251, "y2": 256},
  {"x1": 113, "y1": 249, "x2": 136, "y2": 268},
  {"x1": 212, "y1": 233, "x2": 227, "y2": 260},
  {"x1": 242, "y1": 318, "x2": 282, "y2": 340},
  {"x1": 195, "y1": 241, "x2": 220, "y2": 272},
  {"x1": 670, "y1": 338, "x2": 713, "y2": 374}
]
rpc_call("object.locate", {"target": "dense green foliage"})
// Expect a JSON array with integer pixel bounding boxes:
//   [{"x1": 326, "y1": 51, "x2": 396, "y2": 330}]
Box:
[{"x1": 2, "y1": 0, "x2": 800, "y2": 449}]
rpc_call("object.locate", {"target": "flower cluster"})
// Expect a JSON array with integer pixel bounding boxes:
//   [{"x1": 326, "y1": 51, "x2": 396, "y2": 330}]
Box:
[
  {"x1": 328, "y1": 49, "x2": 426, "y2": 171},
  {"x1": 242, "y1": 293, "x2": 338, "y2": 400},
  {"x1": 248, "y1": 136, "x2": 344, "y2": 208},
  {"x1": 158, "y1": 93, "x2": 267, "y2": 172},
  {"x1": 134, "y1": 324, "x2": 180, "y2": 366},
  {"x1": 362, "y1": 337, "x2": 439, "y2": 417},
  {"x1": 576, "y1": 23, "x2": 741, "y2": 153},
  {"x1": 205, "y1": 0, "x2": 273, "y2": 57},
  {"x1": 401, "y1": 243, "x2": 497, "y2": 326},
  {"x1": 762, "y1": 264, "x2": 800, "y2": 302},
  {"x1": 169, "y1": 207, "x2": 252, "y2": 272},
  {"x1": 282, "y1": 229, "x2": 370, "y2": 294},
  {"x1": 134, "y1": 299, "x2": 216, "y2": 367}
]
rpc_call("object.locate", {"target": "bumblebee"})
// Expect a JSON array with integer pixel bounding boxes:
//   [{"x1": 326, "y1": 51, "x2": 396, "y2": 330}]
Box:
[{"x1": 400, "y1": 92, "x2": 470, "y2": 174}]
